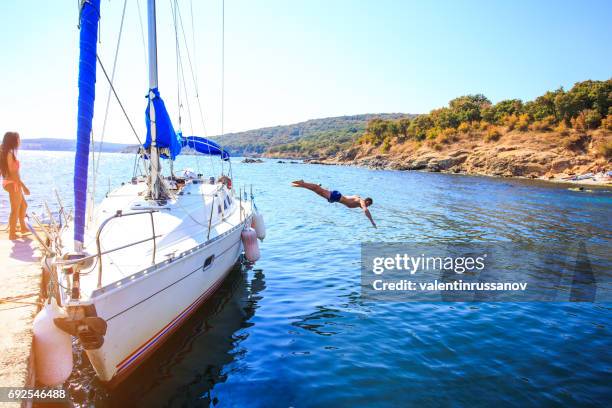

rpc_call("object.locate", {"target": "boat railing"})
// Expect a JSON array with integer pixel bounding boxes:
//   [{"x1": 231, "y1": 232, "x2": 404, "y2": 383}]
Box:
[
  {"x1": 53, "y1": 210, "x2": 161, "y2": 288},
  {"x1": 54, "y1": 187, "x2": 236, "y2": 289},
  {"x1": 94, "y1": 210, "x2": 160, "y2": 288}
]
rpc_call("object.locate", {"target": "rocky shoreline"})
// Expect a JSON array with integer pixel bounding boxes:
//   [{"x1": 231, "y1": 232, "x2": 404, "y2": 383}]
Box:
[{"x1": 294, "y1": 129, "x2": 612, "y2": 186}]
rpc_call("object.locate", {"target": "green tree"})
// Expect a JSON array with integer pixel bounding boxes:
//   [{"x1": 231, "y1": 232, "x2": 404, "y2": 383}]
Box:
[
  {"x1": 566, "y1": 80, "x2": 612, "y2": 117},
  {"x1": 365, "y1": 118, "x2": 390, "y2": 145},
  {"x1": 408, "y1": 115, "x2": 434, "y2": 140},
  {"x1": 397, "y1": 118, "x2": 411, "y2": 140},
  {"x1": 482, "y1": 99, "x2": 524, "y2": 124},
  {"x1": 583, "y1": 109, "x2": 602, "y2": 129},
  {"x1": 448, "y1": 94, "x2": 491, "y2": 123},
  {"x1": 525, "y1": 89, "x2": 562, "y2": 121},
  {"x1": 430, "y1": 107, "x2": 460, "y2": 129}
]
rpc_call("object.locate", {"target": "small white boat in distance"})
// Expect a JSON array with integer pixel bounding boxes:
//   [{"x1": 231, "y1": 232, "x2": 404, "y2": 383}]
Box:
[{"x1": 33, "y1": 0, "x2": 262, "y2": 387}]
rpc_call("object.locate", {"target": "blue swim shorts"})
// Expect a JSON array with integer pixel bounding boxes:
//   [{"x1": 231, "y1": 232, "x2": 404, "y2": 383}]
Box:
[{"x1": 328, "y1": 190, "x2": 342, "y2": 203}]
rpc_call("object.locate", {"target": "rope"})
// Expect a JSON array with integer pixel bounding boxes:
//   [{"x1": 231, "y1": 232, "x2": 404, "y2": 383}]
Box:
[
  {"x1": 96, "y1": 54, "x2": 145, "y2": 148},
  {"x1": 0, "y1": 291, "x2": 42, "y2": 310},
  {"x1": 0, "y1": 292, "x2": 40, "y2": 304}
]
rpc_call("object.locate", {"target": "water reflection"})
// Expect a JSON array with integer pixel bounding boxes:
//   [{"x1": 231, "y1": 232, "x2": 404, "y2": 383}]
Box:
[
  {"x1": 68, "y1": 263, "x2": 266, "y2": 407},
  {"x1": 292, "y1": 306, "x2": 343, "y2": 337}
]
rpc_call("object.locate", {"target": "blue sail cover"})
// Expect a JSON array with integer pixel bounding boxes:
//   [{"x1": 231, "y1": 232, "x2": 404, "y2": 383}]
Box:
[
  {"x1": 74, "y1": 0, "x2": 101, "y2": 244},
  {"x1": 181, "y1": 135, "x2": 230, "y2": 160},
  {"x1": 144, "y1": 88, "x2": 182, "y2": 160}
]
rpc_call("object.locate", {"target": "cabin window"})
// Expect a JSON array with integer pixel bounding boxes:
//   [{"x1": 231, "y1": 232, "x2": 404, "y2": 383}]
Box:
[
  {"x1": 218, "y1": 205, "x2": 222, "y2": 214},
  {"x1": 202, "y1": 255, "x2": 214, "y2": 270},
  {"x1": 223, "y1": 200, "x2": 228, "y2": 210}
]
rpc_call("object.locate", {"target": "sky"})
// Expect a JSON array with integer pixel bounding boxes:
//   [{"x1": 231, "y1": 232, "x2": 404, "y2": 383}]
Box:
[{"x1": 0, "y1": 0, "x2": 611, "y2": 144}]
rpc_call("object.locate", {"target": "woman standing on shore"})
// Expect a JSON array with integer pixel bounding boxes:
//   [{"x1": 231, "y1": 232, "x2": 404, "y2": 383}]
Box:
[{"x1": 0, "y1": 132, "x2": 29, "y2": 240}]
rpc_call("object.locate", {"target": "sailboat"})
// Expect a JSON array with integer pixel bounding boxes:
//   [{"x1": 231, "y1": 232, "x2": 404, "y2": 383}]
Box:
[{"x1": 32, "y1": 0, "x2": 262, "y2": 387}]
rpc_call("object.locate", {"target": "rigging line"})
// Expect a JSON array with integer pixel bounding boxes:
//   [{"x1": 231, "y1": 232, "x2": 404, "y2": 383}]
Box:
[
  {"x1": 170, "y1": 1, "x2": 194, "y2": 136},
  {"x1": 172, "y1": 0, "x2": 214, "y2": 176},
  {"x1": 175, "y1": 1, "x2": 209, "y2": 137},
  {"x1": 89, "y1": 130, "x2": 96, "y2": 221},
  {"x1": 135, "y1": 0, "x2": 148, "y2": 67},
  {"x1": 171, "y1": 0, "x2": 182, "y2": 131},
  {"x1": 132, "y1": 151, "x2": 145, "y2": 179},
  {"x1": 134, "y1": 0, "x2": 149, "y2": 178},
  {"x1": 190, "y1": 0, "x2": 199, "y2": 93},
  {"x1": 96, "y1": 54, "x2": 145, "y2": 148},
  {"x1": 178, "y1": 51, "x2": 195, "y2": 135},
  {"x1": 171, "y1": 0, "x2": 207, "y2": 175},
  {"x1": 186, "y1": 0, "x2": 209, "y2": 174},
  {"x1": 174, "y1": 2, "x2": 199, "y2": 93},
  {"x1": 94, "y1": 0, "x2": 128, "y2": 183},
  {"x1": 180, "y1": 42, "x2": 206, "y2": 178},
  {"x1": 180, "y1": 0, "x2": 210, "y2": 175},
  {"x1": 221, "y1": 0, "x2": 225, "y2": 175}
]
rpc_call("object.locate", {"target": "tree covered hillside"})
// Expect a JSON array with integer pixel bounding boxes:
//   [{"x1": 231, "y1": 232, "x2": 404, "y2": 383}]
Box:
[
  {"x1": 354, "y1": 79, "x2": 612, "y2": 155},
  {"x1": 215, "y1": 113, "x2": 412, "y2": 156}
]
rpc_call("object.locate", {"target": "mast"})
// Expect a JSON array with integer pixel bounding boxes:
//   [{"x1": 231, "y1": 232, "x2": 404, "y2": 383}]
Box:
[
  {"x1": 147, "y1": 0, "x2": 162, "y2": 200},
  {"x1": 74, "y1": 0, "x2": 101, "y2": 249}
]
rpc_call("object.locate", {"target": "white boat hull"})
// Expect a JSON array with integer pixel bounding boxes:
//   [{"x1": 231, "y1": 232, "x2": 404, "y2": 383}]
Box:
[{"x1": 85, "y1": 220, "x2": 246, "y2": 384}]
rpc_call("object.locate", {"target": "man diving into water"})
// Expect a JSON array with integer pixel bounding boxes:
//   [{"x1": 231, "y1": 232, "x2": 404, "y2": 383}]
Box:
[{"x1": 291, "y1": 180, "x2": 377, "y2": 228}]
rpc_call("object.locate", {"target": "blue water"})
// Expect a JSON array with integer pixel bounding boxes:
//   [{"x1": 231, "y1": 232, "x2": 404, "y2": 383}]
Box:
[{"x1": 6, "y1": 151, "x2": 611, "y2": 407}]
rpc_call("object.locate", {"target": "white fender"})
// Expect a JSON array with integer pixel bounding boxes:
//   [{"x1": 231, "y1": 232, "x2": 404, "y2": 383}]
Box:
[
  {"x1": 251, "y1": 212, "x2": 266, "y2": 241},
  {"x1": 33, "y1": 298, "x2": 73, "y2": 386},
  {"x1": 241, "y1": 227, "x2": 260, "y2": 262}
]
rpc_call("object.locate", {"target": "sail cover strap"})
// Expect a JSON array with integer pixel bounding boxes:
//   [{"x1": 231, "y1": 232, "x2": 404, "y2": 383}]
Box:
[
  {"x1": 181, "y1": 136, "x2": 230, "y2": 160},
  {"x1": 74, "y1": 0, "x2": 101, "y2": 245},
  {"x1": 144, "y1": 88, "x2": 182, "y2": 160}
]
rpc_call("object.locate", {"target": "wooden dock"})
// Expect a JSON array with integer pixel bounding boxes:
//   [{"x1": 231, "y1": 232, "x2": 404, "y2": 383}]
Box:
[{"x1": 0, "y1": 227, "x2": 42, "y2": 407}]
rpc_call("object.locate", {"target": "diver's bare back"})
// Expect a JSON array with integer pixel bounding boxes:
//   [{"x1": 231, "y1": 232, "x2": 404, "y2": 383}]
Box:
[{"x1": 339, "y1": 195, "x2": 363, "y2": 208}]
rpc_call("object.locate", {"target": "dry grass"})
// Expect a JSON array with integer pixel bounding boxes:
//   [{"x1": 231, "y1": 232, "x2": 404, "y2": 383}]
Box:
[
  {"x1": 484, "y1": 126, "x2": 502, "y2": 142},
  {"x1": 597, "y1": 140, "x2": 612, "y2": 159},
  {"x1": 562, "y1": 133, "x2": 589, "y2": 151}
]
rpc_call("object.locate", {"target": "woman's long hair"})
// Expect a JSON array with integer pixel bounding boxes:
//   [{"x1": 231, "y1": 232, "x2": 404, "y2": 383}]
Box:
[{"x1": 0, "y1": 132, "x2": 20, "y2": 178}]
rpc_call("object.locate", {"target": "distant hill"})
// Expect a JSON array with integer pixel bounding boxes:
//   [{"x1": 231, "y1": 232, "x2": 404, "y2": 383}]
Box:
[
  {"x1": 20, "y1": 138, "x2": 130, "y2": 153},
  {"x1": 215, "y1": 113, "x2": 414, "y2": 156},
  {"x1": 23, "y1": 114, "x2": 416, "y2": 157}
]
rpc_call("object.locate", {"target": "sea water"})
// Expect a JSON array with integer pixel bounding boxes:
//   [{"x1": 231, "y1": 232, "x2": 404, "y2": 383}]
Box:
[{"x1": 3, "y1": 151, "x2": 610, "y2": 407}]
